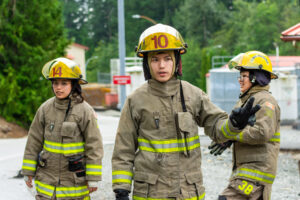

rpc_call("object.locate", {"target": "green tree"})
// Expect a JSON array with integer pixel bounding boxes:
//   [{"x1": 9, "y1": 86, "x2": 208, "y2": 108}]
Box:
[
  {"x1": 213, "y1": 0, "x2": 300, "y2": 55},
  {"x1": 174, "y1": 0, "x2": 230, "y2": 47},
  {"x1": 86, "y1": 39, "x2": 119, "y2": 82},
  {"x1": 0, "y1": 0, "x2": 69, "y2": 127},
  {"x1": 62, "y1": 0, "x2": 93, "y2": 47}
]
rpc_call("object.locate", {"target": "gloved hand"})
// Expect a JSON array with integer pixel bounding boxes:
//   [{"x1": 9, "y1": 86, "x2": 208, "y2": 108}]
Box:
[
  {"x1": 114, "y1": 189, "x2": 130, "y2": 200},
  {"x1": 208, "y1": 141, "x2": 233, "y2": 156},
  {"x1": 229, "y1": 97, "x2": 261, "y2": 129}
]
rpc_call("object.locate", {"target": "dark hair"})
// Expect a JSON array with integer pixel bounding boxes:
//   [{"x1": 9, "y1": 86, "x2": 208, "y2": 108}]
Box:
[
  {"x1": 240, "y1": 68, "x2": 271, "y2": 86},
  {"x1": 71, "y1": 80, "x2": 84, "y2": 103},
  {"x1": 142, "y1": 53, "x2": 152, "y2": 80}
]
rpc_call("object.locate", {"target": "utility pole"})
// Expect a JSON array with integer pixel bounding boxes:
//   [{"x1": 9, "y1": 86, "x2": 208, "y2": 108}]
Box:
[{"x1": 118, "y1": 0, "x2": 126, "y2": 110}]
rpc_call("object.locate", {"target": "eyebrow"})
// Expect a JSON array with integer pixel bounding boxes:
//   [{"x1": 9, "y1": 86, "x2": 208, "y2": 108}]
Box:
[{"x1": 152, "y1": 55, "x2": 171, "y2": 59}]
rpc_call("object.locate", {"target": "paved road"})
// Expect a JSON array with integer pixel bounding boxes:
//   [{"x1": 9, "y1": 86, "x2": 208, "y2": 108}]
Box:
[{"x1": 0, "y1": 110, "x2": 299, "y2": 200}]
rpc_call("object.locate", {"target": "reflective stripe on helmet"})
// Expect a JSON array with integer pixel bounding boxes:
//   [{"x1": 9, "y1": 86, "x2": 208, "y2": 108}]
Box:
[
  {"x1": 42, "y1": 57, "x2": 88, "y2": 84},
  {"x1": 136, "y1": 24, "x2": 187, "y2": 57}
]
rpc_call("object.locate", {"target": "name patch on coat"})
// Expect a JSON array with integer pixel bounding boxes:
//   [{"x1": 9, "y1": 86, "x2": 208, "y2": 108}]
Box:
[{"x1": 265, "y1": 102, "x2": 275, "y2": 110}]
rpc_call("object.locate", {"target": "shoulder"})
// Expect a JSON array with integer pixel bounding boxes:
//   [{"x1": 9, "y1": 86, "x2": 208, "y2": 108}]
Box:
[
  {"x1": 38, "y1": 97, "x2": 55, "y2": 112},
  {"x1": 181, "y1": 80, "x2": 206, "y2": 98},
  {"x1": 127, "y1": 82, "x2": 148, "y2": 100},
  {"x1": 253, "y1": 90, "x2": 277, "y2": 104},
  {"x1": 252, "y1": 90, "x2": 279, "y2": 110},
  {"x1": 74, "y1": 100, "x2": 94, "y2": 113}
]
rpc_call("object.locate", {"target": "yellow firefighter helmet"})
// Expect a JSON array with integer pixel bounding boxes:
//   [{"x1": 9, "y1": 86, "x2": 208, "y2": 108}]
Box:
[
  {"x1": 228, "y1": 51, "x2": 278, "y2": 79},
  {"x1": 136, "y1": 23, "x2": 187, "y2": 57},
  {"x1": 42, "y1": 57, "x2": 88, "y2": 84}
]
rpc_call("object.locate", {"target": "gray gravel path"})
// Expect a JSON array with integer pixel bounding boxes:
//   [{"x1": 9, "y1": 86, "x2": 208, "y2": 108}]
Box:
[{"x1": 91, "y1": 143, "x2": 300, "y2": 200}]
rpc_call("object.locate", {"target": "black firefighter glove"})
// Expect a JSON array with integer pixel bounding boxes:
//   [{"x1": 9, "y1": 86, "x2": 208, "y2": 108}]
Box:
[
  {"x1": 229, "y1": 97, "x2": 261, "y2": 130},
  {"x1": 208, "y1": 140, "x2": 233, "y2": 156},
  {"x1": 114, "y1": 189, "x2": 130, "y2": 200}
]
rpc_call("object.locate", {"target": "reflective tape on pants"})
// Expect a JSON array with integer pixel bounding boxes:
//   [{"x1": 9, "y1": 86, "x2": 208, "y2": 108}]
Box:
[
  {"x1": 112, "y1": 171, "x2": 133, "y2": 184},
  {"x1": 234, "y1": 168, "x2": 275, "y2": 184}
]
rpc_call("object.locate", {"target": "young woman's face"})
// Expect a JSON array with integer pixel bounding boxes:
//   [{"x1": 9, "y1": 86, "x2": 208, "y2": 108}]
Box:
[
  {"x1": 238, "y1": 71, "x2": 252, "y2": 93},
  {"x1": 52, "y1": 79, "x2": 72, "y2": 99},
  {"x1": 150, "y1": 53, "x2": 174, "y2": 82}
]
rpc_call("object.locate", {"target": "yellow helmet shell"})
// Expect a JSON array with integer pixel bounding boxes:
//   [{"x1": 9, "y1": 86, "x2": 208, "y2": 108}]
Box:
[
  {"x1": 136, "y1": 23, "x2": 187, "y2": 57},
  {"x1": 42, "y1": 57, "x2": 88, "y2": 84},
  {"x1": 228, "y1": 51, "x2": 278, "y2": 79}
]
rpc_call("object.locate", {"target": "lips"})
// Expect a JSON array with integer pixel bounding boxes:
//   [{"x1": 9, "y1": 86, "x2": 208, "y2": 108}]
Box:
[{"x1": 158, "y1": 72, "x2": 167, "y2": 76}]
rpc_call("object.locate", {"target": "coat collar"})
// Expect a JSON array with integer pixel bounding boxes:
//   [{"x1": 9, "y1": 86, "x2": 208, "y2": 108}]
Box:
[
  {"x1": 54, "y1": 96, "x2": 77, "y2": 110},
  {"x1": 148, "y1": 77, "x2": 180, "y2": 97},
  {"x1": 240, "y1": 85, "x2": 270, "y2": 103}
]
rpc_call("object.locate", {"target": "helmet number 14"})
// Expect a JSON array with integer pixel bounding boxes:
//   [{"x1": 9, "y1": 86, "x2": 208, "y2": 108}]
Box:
[
  {"x1": 151, "y1": 35, "x2": 168, "y2": 49},
  {"x1": 53, "y1": 67, "x2": 62, "y2": 77}
]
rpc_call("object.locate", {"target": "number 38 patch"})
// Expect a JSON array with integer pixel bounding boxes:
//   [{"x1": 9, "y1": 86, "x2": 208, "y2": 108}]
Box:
[{"x1": 231, "y1": 179, "x2": 263, "y2": 197}]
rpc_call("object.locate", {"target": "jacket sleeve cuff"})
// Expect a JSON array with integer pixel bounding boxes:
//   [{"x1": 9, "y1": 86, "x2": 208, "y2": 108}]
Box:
[
  {"x1": 85, "y1": 163, "x2": 102, "y2": 181},
  {"x1": 112, "y1": 170, "x2": 133, "y2": 192},
  {"x1": 220, "y1": 119, "x2": 242, "y2": 140},
  {"x1": 21, "y1": 158, "x2": 38, "y2": 176}
]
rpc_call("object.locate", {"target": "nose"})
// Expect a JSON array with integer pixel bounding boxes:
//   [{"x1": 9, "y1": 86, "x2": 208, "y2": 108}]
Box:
[{"x1": 159, "y1": 60, "x2": 166, "y2": 68}]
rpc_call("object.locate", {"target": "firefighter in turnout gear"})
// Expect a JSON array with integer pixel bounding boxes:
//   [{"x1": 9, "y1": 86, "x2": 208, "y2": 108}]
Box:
[
  {"x1": 111, "y1": 24, "x2": 261, "y2": 200},
  {"x1": 210, "y1": 51, "x2": 280, "y2": 200},
  {"x1": 22, "y1": 58, "x2": 103, "y2": 200}
]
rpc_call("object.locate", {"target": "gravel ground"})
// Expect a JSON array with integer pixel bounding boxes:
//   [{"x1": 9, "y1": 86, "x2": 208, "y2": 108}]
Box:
[{"x1": 91, "y1": 142, "x2": 300, "y2": 200}]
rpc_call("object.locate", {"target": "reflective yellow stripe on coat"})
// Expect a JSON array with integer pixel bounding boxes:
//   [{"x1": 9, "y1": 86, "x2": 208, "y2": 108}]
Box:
[
  {"x1": 43, "y1": 140, "x2": 85, "y2": 154},
  {"x1": 22, "y1": 159, "x2": 37, "y2": 171},
  {"x1": 269, "y1": 132, "x2": 280, "y2": 142},
  {"x1": 35, "y1": 180, "x2": 89, "y2": 198},
  {"x1": 234, "y1": 167, "x2": 275, "y2": 184},
  {"x1": 112, "y1": 171, "x2": 133, "y2": 184},
  {"x1": 86, "y1": 164, "x2": 102, "y2": 176},
  {"x1": 35, "y1": 180, "x2": 55, "y2": 198},
  {"x1": 56, "y1": 185, "x2": 89, "y2": 198},
  {"x1": 221, "y1": 120, "x2": 241, "y2": 140},
  {"x1": 138, "y1": 135, "x2": 200, "y2": 153}
]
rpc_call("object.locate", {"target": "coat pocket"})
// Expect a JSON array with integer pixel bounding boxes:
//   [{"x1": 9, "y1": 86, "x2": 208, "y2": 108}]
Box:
[
  {"x1": 185, "y1": 171, "x2": 205, "y2": 197},
  {"x1": 61, "y1": 122, "x2": 78, "y2": 138},
  {"x1": 61, "y1": 122, "x2": 84, "y2": 157},
  {"x1": 176, "y1": 112, "x2": 199, "y2": 156},
  {"x1": 133, "y1": 171, "x2": 158, "y2": 197},
  {"x1": 176, "y1": 112, "x2": 197, "y2": 135},
  {"x1": 235, "y1": 144, "x2": 267, "y2": 164}
]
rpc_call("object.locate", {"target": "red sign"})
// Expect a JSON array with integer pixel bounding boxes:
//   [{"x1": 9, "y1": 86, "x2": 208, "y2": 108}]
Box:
[{"x1": 113, "y1": 75, "x2": 131, "y2": 85}]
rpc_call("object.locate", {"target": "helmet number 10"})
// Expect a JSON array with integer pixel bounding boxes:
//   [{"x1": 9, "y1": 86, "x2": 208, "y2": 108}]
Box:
[
  {"x1": 53, "y1": 67, "x2": 62, "y2": 77},
  {"x1": 151, "y1": 35, "x2": 168, "y2": 49}
]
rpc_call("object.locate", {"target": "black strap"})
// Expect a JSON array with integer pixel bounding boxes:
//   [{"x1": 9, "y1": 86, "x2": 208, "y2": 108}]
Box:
[
  {"x1": 64, "y1": 98, "x2": 71, "y2": 121},
  {"x1": 180, "y1": 81, "x2": 187, "y2": 112}
]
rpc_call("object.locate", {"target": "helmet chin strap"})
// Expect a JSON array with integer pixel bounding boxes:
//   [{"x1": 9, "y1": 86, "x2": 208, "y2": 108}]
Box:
[{"x1": 64, "y1": 81, "x2": 77, "y2": 121}]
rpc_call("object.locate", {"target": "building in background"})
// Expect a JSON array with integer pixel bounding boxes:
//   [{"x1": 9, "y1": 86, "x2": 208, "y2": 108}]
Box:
[
  {"x1": 207, "y1": 55, "x2": 300, "y2": 124},
  {"x1": 66, "y1": 43, "x2": 89, "y2": 79}
]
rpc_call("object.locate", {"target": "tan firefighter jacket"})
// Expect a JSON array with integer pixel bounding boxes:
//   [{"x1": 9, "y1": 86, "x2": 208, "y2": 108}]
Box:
[
  {"x1": 112, "y1": 78, "x2": 242, "y2": 200},
  {"x1": 22, "y1": 96, "x2": 103, "y2": 199},
  {"x1": 215, "y1": 85, "x2": 280, "y2": 199}
]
